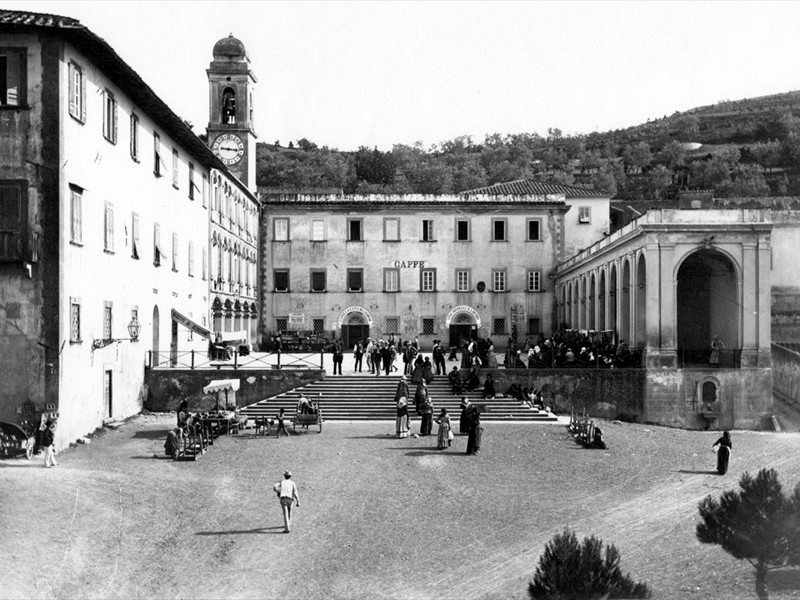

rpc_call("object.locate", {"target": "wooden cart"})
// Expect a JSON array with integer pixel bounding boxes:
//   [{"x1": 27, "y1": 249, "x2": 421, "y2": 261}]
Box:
[{"x1": 293, "y1": 407, "x2": 323, "y2": 433}]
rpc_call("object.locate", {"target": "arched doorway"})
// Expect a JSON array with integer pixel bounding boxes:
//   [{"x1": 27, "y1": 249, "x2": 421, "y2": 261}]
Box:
[
  {"x1": 448, "y1": 312, "x2": 477, "y2": 349},
  {"x1": 152, "y1": 305, "x2": 160, "y2": 361},
  {"x1": 598, "y1": 270, "x2": 606, "y2": 331},
  {"x1": 589, "y1": 274, "x2": 596, "y2": 330},
  {"x1": 609, "y1": 265, "x2": 618, "y2": 335},
  {"x1": 635, "y1": 254, "x2": 646, "y2": 348},
  {"x1": 621, "y1": 259, "x2": 631, "y2": 344},
  {"x1": 212, "y1": 297, "x2": 223, "y2": 334},
  {"x1": 677, "y1": 249, "x2": 738, "y2": 366},
  {"x1": 341, "y1": 313, "x2": 370, "y2": 350}
]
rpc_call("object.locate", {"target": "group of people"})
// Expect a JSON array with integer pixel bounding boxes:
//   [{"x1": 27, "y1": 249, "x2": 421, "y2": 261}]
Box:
[
  {"x1": 394, "y1": 375, "x2": 484, "y2": 455},
  {"x1": 504, "y1": 329, "x2": 641, "y2": 369}
]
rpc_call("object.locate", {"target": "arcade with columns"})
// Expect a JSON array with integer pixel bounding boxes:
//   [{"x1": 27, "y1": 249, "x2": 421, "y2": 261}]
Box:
[{"x1": 554, "y1": 208, "x2": 773, "y2": 429}]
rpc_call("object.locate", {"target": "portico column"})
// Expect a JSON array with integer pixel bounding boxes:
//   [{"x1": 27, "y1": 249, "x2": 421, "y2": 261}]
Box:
[
  {"x1": 657, "y1": 243, "x2": 677, "y2": 367},
  {"x1": 756, "y1": 235, "x2": 772, "y2": 367},
  {"x1": 741, "y1": 242, "x2": 758, "y2": 367}
]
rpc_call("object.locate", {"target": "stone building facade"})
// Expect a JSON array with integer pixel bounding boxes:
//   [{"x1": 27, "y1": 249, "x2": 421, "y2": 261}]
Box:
[{"x1": 258, "y1": 191, "x2": 572, "y2": 351}]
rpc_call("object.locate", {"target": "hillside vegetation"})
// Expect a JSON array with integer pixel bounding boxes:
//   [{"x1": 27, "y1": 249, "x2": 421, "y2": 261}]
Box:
[{"x1": 257, "y1": 90, "x2": 800, "y2": 200}]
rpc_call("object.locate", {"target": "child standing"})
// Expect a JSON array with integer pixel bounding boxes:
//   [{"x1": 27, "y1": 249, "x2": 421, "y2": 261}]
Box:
[
  {"x1": 275, "y1": 408, "x2": 290, "y2": 437},
  {"x1": 42, "y1": 419, "x2": 58, "y2": 468}
]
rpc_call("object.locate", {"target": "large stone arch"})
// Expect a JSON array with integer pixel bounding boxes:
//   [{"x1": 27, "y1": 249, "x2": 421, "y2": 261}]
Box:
[
  {"x1": 620, "y1": 258, "x2": 632, "y2": 344},
  {"x1": 676, "y1": 248, "x2": 739, "y2": 366}
]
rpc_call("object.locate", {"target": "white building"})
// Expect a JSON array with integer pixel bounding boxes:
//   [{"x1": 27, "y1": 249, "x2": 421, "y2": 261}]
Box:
[{"x1": 0, "y1": 11, "x2": 258, "y2": 449}]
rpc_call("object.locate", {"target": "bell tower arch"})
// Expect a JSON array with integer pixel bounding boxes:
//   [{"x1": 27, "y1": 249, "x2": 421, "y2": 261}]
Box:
[{"x1": 207, "y1": 33, "x2": 258, "y2": 191}]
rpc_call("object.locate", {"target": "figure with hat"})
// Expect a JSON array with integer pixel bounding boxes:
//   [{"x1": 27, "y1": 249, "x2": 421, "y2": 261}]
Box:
[
  {"x1": 41, "y1": 418, "x2": 58, "y2": 468},
  {"x1": 273, "y1": 470, "x2": 300, "y2": 533}
]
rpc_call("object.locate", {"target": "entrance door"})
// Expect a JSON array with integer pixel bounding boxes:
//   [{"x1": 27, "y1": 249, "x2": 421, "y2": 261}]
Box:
[
  {"x1": 449, "y1": 324, "x2": 475, "y2": 349},
  {"x1": 342, "y1": 324, "x2": 369, "y2": 350},
  {"x1": 103, "y1": 369, "x2": 113, "y2": 419}
]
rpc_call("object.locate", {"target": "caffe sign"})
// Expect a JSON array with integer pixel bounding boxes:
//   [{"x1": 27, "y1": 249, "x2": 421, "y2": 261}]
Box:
[
  {"x1": 445, "y1": 305, "x2": 482, "y2": 327},
  {"x1": 335, "y1": 306, "x2": 374, "y2": 328},
  {"x1": 393, "y1": 260, "x2": 426, "y2": 268}
]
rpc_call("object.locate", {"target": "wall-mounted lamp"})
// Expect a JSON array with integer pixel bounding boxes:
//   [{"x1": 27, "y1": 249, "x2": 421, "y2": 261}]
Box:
[{"x1": 92, "y1": 317, "x2": 141, "y2": 350}]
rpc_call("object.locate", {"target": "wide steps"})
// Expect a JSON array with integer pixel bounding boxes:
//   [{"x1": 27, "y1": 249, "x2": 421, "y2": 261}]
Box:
[{"x1": 242, "y1": 374, "x2": 558, "y2": 422}]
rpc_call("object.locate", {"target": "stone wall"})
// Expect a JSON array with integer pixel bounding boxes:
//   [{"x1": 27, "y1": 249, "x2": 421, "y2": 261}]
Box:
[
  {"x1": 144, "y1": 368, "x2": 324, "y2": 413},
  {"x1": 488, "y1": 368, "x2": 646, "y2": 421},
  {"x1": 489, "y1": 365, "x2": 772, "y2": 430}
]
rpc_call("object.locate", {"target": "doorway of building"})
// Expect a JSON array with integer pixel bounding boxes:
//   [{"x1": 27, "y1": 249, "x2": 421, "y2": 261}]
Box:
[
  {"x1": 449, "y1": 324, "x2": 476, "y2": 349},
  {"x1": 341, "y1": 313, "x2": 370, "y2": 350},
  {"x1": 152, "y1": 305, "x2": 160, "y2": 365},
  {"x1": 103, "y1": 369, "x2": 113, "y2": 420}
]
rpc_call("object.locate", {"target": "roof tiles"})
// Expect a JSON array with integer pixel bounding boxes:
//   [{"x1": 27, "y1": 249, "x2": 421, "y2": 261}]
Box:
[{"x1": 463, "y1": 179, "x2": 607, "y2": 198}]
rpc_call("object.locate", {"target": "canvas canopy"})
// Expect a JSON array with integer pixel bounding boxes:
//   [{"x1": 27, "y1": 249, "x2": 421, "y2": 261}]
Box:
[{"x1": 202, "y1": 379, "x2": 240, "y2": 395}]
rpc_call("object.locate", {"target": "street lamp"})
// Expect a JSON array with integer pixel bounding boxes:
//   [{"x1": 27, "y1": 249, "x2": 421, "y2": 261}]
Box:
[{"x1": 92, "y1": 317, "x2": 141, "y2": 350}]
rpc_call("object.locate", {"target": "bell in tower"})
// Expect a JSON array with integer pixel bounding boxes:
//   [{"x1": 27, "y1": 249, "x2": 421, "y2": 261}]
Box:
[{"x1": 206, "y1": 33, "x2": 258, "y2": 191}]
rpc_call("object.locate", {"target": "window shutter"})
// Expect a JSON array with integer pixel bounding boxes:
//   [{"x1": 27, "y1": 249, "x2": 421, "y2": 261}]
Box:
[
  {"x1": 68, "y1": 63, "x2": 76, "y2": 116},
  {"x1": 80, "y1": 69, "x2": 86, "y2": 122}
]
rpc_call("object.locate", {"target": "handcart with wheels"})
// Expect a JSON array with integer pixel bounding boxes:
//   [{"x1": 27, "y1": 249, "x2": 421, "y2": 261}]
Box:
[{"x1": 0, "y1": 421, "x2": 37, "y2": 459}]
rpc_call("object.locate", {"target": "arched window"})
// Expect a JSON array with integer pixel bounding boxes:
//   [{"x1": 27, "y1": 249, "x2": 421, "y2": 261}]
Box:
[{"x1": 222, "y1": 87, "x2": 236, "y2": 124}]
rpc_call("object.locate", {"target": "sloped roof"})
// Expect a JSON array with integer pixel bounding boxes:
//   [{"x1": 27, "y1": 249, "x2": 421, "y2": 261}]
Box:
[
  {"x1": 0, "y1": 9, "x2": 256, "y2": 202},
  {"x1": 258, "y1": 192, "x2": 566, "y2": 207},
  {"x1": 463, "y1": 179, "x2": 607, "y2": 198}
]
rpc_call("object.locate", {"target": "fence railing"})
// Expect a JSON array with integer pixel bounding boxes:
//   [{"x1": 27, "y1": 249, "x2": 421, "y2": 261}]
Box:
[
  {"x1": 147, "y1": 350, "x2": 325, "y2": 370},
  {"x1": 772, "y1": 342, "x2": 800, "y2": 405},
  {"x1": 677, "y1": 348, "x2": 741, "y2": 369}
]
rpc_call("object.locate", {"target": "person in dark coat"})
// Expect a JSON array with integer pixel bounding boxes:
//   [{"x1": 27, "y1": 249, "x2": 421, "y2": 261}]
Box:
[
  {"x1": 712, "y1": 431, "x2": 732, "y2": 475},
  {"x1": 432, "y1": 340, "x2": 446, "y2": 375},
  {"x1": 422, "y1": 357, "x2": 435, "y2": 383},
  {"x1": 394, "y1": 376, "x2": 410, "y2": 403},
  {"x1": 332, "y1": 342, "x2": 344, "y2": 375},
  {"x1": 414, "y1": 381, "x2": 428, "y2": 414},
  {"x1": 482, "y1": 374, "x2": 496, "y2": 399},
  {"x1": 459, "y1": 396, "x2": 471, "y2": 435},
  {"x1": 466, "y1": 407, "x2": 483, "y2": 455},
  {"x1": 449, "y1": 366, "x2": 462, "y2": 395}
]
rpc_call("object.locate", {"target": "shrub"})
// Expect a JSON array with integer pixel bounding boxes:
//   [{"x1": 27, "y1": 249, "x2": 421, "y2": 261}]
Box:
[{"x1": 529, "y1": 529, "x2": 651, "y2": 599}]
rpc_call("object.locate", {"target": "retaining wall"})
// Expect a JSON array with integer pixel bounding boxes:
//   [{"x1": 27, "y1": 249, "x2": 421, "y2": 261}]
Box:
[{"x1": 144, "y1": 368, "x2": 324, "y2": 413}]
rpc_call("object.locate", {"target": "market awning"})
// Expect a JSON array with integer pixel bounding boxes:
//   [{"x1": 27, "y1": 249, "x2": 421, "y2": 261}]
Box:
[
  {"x1": 171, "y1": 309, "x2": 213, "y2": 340},
  {"x1": 203, "y1": 379, "x2": 241, "y2": 395}
]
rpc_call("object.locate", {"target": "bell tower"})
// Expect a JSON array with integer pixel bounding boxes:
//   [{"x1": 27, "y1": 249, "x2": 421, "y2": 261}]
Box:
[{"x1": 207, "y1": 33, "x2": 257, "y2": 191}]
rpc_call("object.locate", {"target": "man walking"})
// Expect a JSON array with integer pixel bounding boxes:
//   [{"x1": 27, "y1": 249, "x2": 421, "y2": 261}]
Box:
[{"x1": 274, "y1": 470, "x2": 300, "y2": 533}]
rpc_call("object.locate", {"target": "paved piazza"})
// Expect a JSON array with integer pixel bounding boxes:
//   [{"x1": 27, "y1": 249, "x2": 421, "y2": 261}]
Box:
[{"x1": 2, "y1": 415, "x2": 799, "y2": 600}]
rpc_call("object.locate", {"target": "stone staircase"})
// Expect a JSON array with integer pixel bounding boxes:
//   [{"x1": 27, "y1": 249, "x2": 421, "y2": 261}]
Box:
[{"x1": 241, "y1": 374, "x2": 558, "y2": 422}]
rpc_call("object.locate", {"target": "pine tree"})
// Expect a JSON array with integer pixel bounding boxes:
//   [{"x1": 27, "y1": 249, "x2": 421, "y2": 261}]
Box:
[
  {"x1": 697, "y1": 468, "x2": 800, "y2": 600},
  {"x1": 528, "y1": 529, "x2": 651, "y2": 599}
]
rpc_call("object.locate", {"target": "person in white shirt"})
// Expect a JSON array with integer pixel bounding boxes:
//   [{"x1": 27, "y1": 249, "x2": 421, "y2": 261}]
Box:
[{"x1": 274, "y1": 470, "x2": 300, "y2": 533}]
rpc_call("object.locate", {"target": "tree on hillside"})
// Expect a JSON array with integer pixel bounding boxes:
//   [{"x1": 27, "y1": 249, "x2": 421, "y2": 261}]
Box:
[
  {"x1": 656, "y1": 140, "x2": 687, "y2": 169},
  {"x1": 528, "y1": 529, "x2": 651, "y2": 600},
  {"x1": 354, "y1": 147, "x2": 396, "y2": 186},
  {"x1": 622, "y1": 142, "x2": 652, "y2": 174},
  {"x1": 697, "y1": 468, "x2": 800, "y2": 600}
]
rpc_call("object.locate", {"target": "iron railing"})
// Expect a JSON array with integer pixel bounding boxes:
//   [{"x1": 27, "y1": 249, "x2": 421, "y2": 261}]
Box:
[{"x1": 147, "y1": 350, "x2": 325, "y2": 370}]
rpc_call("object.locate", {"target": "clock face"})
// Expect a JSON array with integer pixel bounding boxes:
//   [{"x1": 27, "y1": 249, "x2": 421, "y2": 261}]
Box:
[{"x1": 212, "y1": 133, "x2": 245, "y2": 166}]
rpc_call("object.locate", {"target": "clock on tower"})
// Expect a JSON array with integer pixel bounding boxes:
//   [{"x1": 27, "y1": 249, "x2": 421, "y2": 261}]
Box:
[{"x1": 206, "y1": 34, "x2": 258, "y2": 191}]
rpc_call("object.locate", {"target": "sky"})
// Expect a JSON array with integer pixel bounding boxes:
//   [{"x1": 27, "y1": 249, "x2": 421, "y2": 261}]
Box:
[{"x1": 6, "y1": 1, "x2": 800, "y2": 151}]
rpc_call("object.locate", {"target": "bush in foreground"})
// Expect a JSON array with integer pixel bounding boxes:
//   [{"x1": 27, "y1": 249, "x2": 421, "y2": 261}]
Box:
[{"x1": 528, "y1": 529, "x2": 651, "y2": 599}]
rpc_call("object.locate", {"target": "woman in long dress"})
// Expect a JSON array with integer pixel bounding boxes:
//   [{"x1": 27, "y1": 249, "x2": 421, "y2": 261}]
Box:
[
  {"x1": 712, "y1": 430, "x2": 732, "y2": 474},
  {"x1": 709, "y1": 335, "x2": 724, "y2": 367},
  {"x1": 459, "y1": 396, "x2": 471, "y2": 435},
  {"x1": 396, "y1": 397, "x2": 410, "y2": 438},
  {"x1": 486, "y1": 340, "x2": 498, "y2": 368},
  {"x1": 394, "y1": 376, "x2": 409, "y2": 403},
  {"x1": 436, "y1": 408, "x2": 451, "y2": 449}
]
